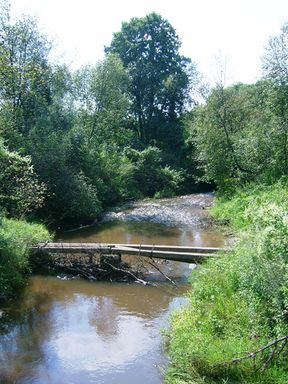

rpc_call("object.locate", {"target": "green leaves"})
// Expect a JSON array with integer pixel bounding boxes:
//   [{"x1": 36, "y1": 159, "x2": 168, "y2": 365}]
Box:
[
  {"x1": 73, "y1": 54, "x2": 131, "y2": 146},
  {"x1": 123, "y1": 146, "x2": 183, "y2": 198},
  {"x1": 107, "y1": 13, "x2": 195, "y2": 145},
  {"x1": 191, "y1": 82, "x2": 284, "y2": 193},
  {"x1": 262, "y1": 23, "x2": 288, "y2": 176},
  {"x1": 0, "y1": 14, "x2": 52, "y2": 143},
  {"x1": 262, "y1": 22, "x2": 288, "y2": 87},
  {"x1": 0, "y1": 141, "x2": 45, "y2": 218}
]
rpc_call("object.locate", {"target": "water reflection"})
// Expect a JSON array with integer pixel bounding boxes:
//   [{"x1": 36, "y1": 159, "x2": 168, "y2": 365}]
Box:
[
  {"x1": 59, "y1": 221, "x2": 226, "y2": 248},
  {"x1": 89, "y1": 297, "x2": 119, "y2": 340},
  {"x1": 0, "y1": 291, "x2": 55, "y2": 383},
  {"x1": 0, "y1": 277, "x2": 188, "y2": 384}
]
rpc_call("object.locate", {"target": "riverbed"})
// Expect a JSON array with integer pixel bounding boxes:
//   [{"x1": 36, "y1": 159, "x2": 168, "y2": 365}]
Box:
[{"x1": 0, "y1": 194, "x2": 226, "y2": 384}]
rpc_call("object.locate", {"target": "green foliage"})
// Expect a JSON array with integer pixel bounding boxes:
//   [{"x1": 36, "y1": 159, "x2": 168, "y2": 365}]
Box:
[
  {"x1": 0, "y1": 140, "x2": 45, "y2": 218},
  {"x1": 167, "y1": 183, "x2": 288, "y2": 383},
  {"x1": 73, "y1": 54, "x2": 132, "y2": 146},
  {"x1": 0, "y1": 7, "x2": 200, "y2": 227},
  {"x1": 0, "y1": 9, "x2": 52, "y2": 147},
  {"x1": 190, "y1": 22, "x2": 288, "y2": 193},
  {"x1": 211, "y1": 180, "x2": 288, "y2": 230},
  {"x1": 167, "y1": 24, "x2": 288, "y2": 383},
  {"x1": 262, "y1": 22, "x2": 288, "y2": 175},
  {"x1": 26, "y1": 127, "x2": 103, "y2": 223},
  {"x1": 124, "y1": 146, "x2": 183, "y2": 198},
  {"x1": 190, "y1": 82, "x2": 281, "y2": 193},
  {"x1": 0, "y1": 217, "x2": 51, "y2": 299},
  {"x1": 106, "y1": 13, "x2": 196, "y2": 145}
]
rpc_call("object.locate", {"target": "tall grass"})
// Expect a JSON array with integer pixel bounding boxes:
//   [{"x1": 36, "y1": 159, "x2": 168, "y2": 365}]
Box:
[
  {"x1": 166, "y1": 182, "x2": 288, "y2": 383},
  {"x1": 0, "y1": 217, "x2": 51, "y2": 299}
]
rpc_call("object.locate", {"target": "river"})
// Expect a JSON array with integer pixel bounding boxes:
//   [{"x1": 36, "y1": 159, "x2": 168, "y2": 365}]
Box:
[{"x1": 0, "y1": 194, "x2": 226, "y2": 384}]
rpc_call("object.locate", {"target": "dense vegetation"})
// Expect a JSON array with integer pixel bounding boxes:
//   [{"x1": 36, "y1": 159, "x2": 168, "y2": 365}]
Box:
[
  {"x1": 0, "y1": 8, "x2": 200, "y2": 226},
  {"x1": 167, "y1": 22, "x2": 288, "y2": 384},
  {"x1": 1, "y1": 3, "x2": 288, "y2": 382},
  {"x1": 189, "y1": 24, "x2": 288, "y2": 193},
  {"x1": 0, "y1": 5, "x2": 200, "y2": 298},
  {"x1": 167, "y1": 182, "x2": 288, "y2": 384}
]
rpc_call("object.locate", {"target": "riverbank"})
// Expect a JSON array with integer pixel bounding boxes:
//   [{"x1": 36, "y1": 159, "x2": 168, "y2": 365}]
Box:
[{"x1": 166, "y1": 181, "x2": 288, "y2": 384}]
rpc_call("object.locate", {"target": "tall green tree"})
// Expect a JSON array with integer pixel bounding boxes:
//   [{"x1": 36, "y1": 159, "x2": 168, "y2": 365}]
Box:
[
  {"x1": 191, "y1": 82, "x2": 278, "y2": 192},
  {"x1": 0, "y1": 3, "x2": 52, "y2": 148},
  {"x1": 73, "y1": 54, "x2": 131, "y2": 147},
  {"x1": 262, "y1": 22, "x2": 288, "y2": 174},
  {"x1": 67, "y1": 55, "x2": 135, "y2": 209},
  {"x1": 191, "y1": 23, "x2": 288, "y2": 193},
  {"x1": 106, "y1": 13, "x2": 196, "y2": 145}
]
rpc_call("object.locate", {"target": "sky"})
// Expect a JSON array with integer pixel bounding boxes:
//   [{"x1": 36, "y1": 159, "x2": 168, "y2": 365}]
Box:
[{"x1": 10, "y1": 0, "x2": 288, "y2": 85}]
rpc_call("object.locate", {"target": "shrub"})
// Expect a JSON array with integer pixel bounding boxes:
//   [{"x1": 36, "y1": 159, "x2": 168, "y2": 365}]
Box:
[
  {"x1": 124, "y1": 146, "x2": 183, "y2": 198},
  {"x1": 0, "y1": 217, "x2": 51, "y2": 299},
  {"x1": 0, "y1": 141, "x2": 45, "y2": 218}
]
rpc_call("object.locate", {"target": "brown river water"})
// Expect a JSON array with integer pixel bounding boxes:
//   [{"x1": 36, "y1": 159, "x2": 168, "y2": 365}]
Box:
[{"x1": 0, "y1": 194, "x2": 226, "y2": 384}]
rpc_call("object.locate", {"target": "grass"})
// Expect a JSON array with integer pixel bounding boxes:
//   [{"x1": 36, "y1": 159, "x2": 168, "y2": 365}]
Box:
[{"x1": 166, "y1": 181, "x2": 288, "y2": 383}]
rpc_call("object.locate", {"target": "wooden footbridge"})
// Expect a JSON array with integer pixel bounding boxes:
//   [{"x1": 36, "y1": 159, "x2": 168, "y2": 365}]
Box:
[{"x1": 36, "y1": 243, "x2": 225, "y2": 263}]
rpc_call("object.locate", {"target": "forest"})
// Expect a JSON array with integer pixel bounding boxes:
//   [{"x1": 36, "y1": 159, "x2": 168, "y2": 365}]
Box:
[{"x1": 1, "y1": 2, "x2": 288, "y2": 382}]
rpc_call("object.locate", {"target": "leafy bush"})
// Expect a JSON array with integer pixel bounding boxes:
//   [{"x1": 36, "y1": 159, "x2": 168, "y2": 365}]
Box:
[
  {"x1": 0, "y1": 217, "x2": 51, "y2": 299},
  {"x1": 0, "y1": 141, "x2": 45, "y2": 218},
  {"x1": 54, "y1": 171, "x2": 102, "y2": 224},
  {"x1": 190, "y1": 81, "x2": 284, "y2": 194},
  {"x1": 124, "y1": 146, "x2": 183, "y2": 198}
]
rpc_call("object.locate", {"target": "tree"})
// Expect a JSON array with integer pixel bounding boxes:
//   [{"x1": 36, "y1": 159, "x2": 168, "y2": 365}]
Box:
[
  {"x1": 191, "y1": 82, "x2": 278, "y2": 192},
  {"x1": 106, "y1": 13, "x2": 195, "y2": 144},
  {"x1": 123, "y1": 146, "x2": 183, "y2": 198},
  {"x1": 190, "y1": 25, "x2": 288, "y2": 193},
  {"x1": 73, "y1": 54, "x2": 131, "y2": 147},
  {"x1": 262, "y1": 22, "x2": 288, "y2": 174},
  {"x1": 0, "y1": 4, "x2": 52, "y2": 147},
  {"x1": 65, "y1": 55, "x2": 135, "y2": 211}
]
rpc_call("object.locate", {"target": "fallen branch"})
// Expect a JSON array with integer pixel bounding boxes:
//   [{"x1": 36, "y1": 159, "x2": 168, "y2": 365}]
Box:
[
  {"x1": 103, "y1": 261, "x2": 151, "y2": 285},
  {"x1": 145, "y1": 259, "x2": 177, "y2": 287},
  {"x1": 219, "y1": 335, "x2": 288, "y2": 371}
]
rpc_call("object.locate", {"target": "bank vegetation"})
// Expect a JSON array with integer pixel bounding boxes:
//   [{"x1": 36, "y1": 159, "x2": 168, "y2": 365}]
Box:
[{"x1": 166, "y1": 22, "x2": 288, "y2": 384}]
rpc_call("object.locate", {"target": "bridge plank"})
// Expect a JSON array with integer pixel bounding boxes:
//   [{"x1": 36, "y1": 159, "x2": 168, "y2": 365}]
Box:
[{"x1": 35, "y1": 242, "x2": 224, "y2": 263}]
